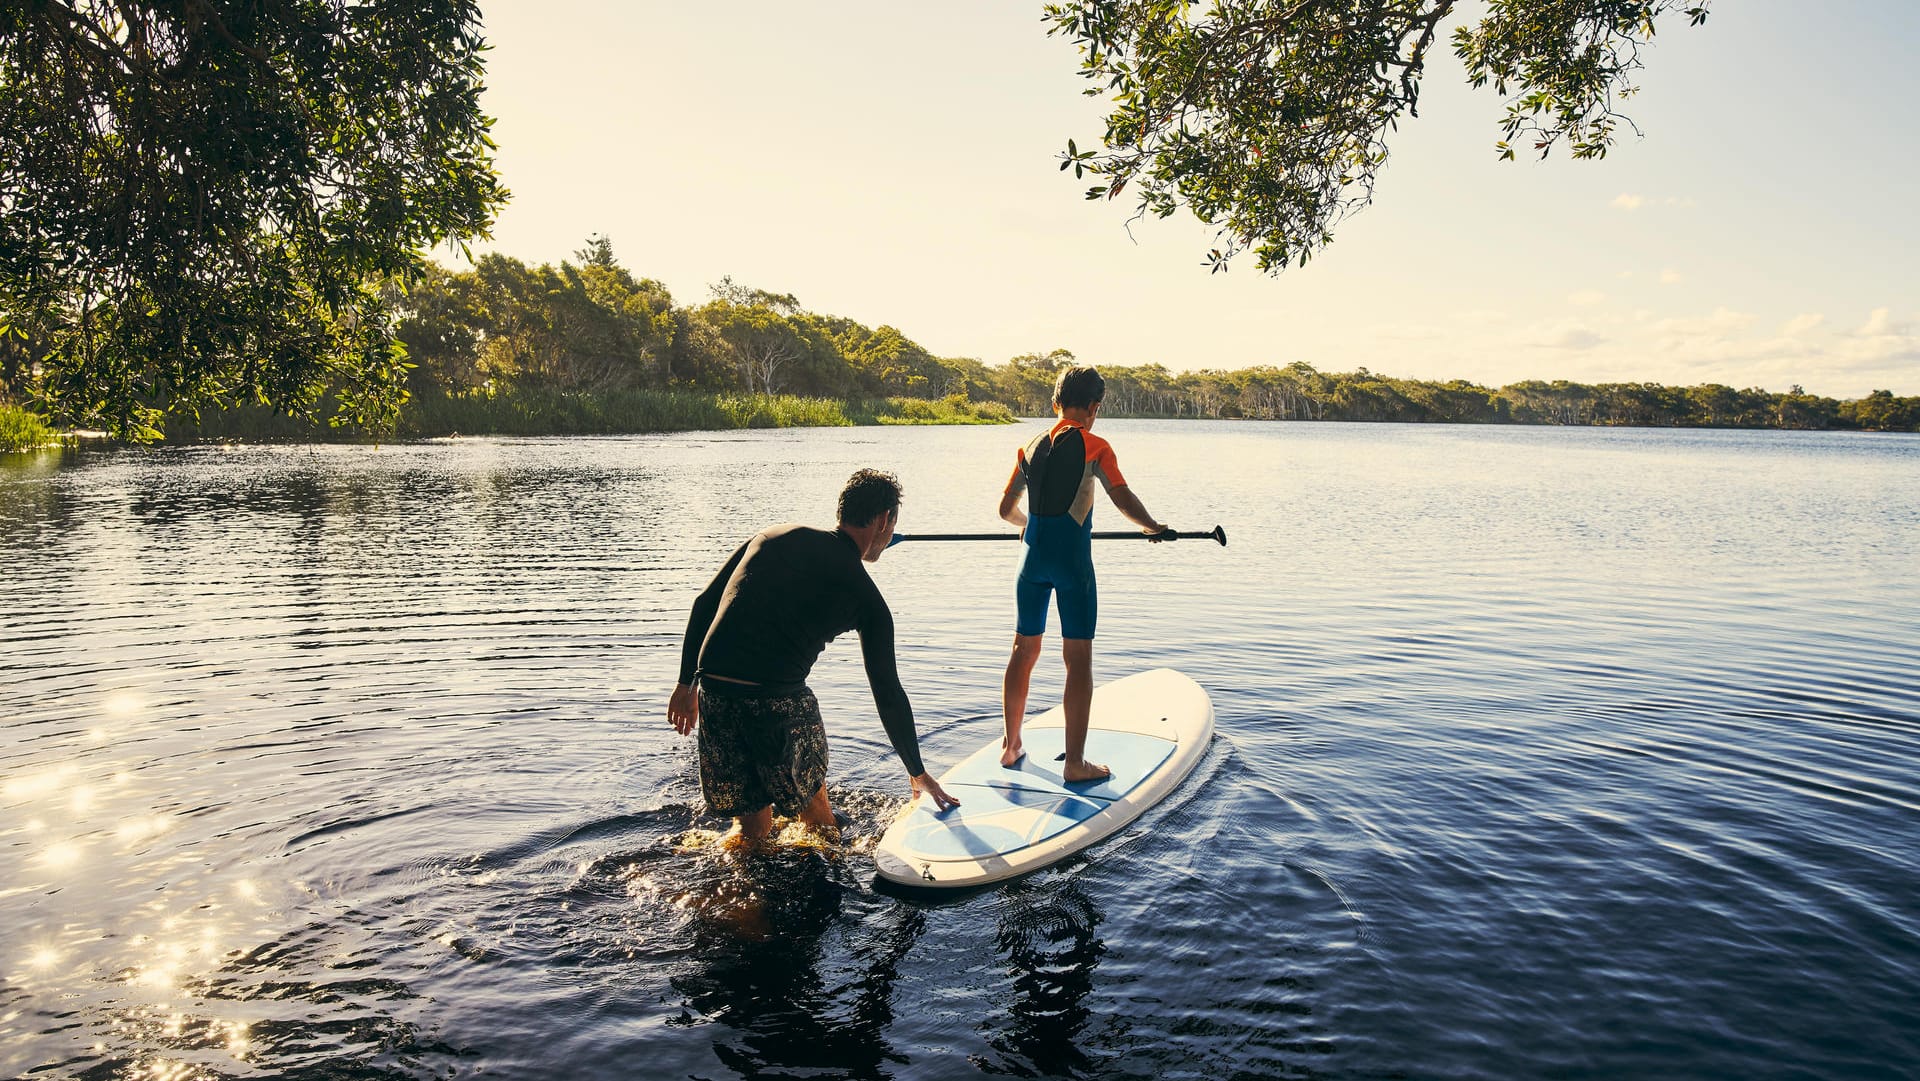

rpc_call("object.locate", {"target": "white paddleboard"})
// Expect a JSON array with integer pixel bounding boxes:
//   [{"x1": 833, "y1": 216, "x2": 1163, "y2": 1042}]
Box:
[{"x1": 873, "y1": 668, "x2": 1214, "y2": 889}]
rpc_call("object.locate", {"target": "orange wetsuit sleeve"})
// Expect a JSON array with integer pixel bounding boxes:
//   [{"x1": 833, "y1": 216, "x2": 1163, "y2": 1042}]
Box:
[{"x1": 1086, "y1": 434, "x2": 1126, "y2": 490}]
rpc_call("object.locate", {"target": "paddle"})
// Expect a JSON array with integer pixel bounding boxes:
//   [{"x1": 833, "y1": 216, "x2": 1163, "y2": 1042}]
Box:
[{"x1": 893, "y1": 524, "x2": 1227, "y2": 546}]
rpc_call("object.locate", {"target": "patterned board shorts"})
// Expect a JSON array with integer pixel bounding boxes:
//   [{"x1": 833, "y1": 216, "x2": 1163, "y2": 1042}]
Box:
[{"x1": 696, "y1": 686, "x2": 830, "y2": 817}]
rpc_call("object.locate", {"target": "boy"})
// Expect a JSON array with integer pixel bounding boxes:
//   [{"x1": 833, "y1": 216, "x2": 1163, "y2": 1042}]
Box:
[{"x1": 996, "y1": 366, "x2": 1168, "y2": 782}]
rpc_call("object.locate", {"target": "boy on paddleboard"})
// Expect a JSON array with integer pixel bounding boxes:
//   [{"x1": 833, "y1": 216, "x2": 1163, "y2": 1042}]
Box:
[
  {"x1": 668, "y1": 469, "x2": 959, "y2": 843},
  {"x1": 998, "y1": 366, "x2": 1169, "y2": 783}
]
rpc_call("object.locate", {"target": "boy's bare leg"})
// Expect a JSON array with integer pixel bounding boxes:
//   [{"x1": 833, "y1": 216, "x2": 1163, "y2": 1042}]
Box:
[
  {"x1": 1001, "y1": 633, "x2": 1044, "y2": 766},
  {"x1": 1060, "y1": 638, "x2": 1109, "y2": 783}
]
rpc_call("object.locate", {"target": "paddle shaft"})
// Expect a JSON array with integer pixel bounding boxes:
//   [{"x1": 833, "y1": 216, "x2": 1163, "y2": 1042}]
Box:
[{"x1": 897, "y1": 524, "x2": 1227, "y2": 546}]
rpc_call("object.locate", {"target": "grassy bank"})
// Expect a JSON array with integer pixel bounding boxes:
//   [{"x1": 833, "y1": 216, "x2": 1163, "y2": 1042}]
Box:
[
  {"x1": 162, "y1": 387, "x2": 1014, "y2": 442},
  {"x1": 0, "y1": 403, "x2": 57, "y2": 452}
]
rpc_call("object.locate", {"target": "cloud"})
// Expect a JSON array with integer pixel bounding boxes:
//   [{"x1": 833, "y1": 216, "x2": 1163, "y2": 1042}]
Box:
[
  {"x1": 1568, "y1": 289, "x2": 1607, "y2": 306},
  {"x1": 1525, "y1": 323, "x2": 1607, "y2": 350},
  {"x1": 1655, "y1": 307, "x2": 1756, "y2": 338},
  {"x1": 1627, "y1": 306, "x2": 1920, "y2": 394},
  {"x1": 1609, "y1": 194, "x2": 1693, "y2": 212},
  {"x1": 1659, "y1": 268, "x2": 1684, "y2": 285},
  {"x1": 1854, "y1": 307, "x2": 1910, "y2": 337}
]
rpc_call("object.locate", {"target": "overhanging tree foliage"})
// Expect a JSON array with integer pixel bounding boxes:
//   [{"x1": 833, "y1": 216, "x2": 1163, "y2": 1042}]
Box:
[
  {"x1": 1046, "y1": 0, "x2": 1711, "y2": 272},
  {"x1": 0, "y1": 0, "x2": 507, "y2": 438}
]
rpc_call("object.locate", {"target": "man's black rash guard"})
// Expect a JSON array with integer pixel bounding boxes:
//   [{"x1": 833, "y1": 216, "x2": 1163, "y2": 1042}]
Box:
[{"x1": 676, "y1": 524, "x2": 925, "y2": 778}]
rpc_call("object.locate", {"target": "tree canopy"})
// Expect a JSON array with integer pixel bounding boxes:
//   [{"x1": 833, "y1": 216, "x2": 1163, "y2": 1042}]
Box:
[
  {"x1": 1046, "y1": 0, "x2": 1711, "y2": 272},
  {"x1": 0, "y1": 1, "x2": 506, "y2": 438}
]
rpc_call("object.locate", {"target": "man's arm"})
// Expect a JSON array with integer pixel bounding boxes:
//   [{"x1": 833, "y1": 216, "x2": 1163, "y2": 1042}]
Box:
[
  {"x1": 856, "y1": 586, "x2": 960, "y2": 809},
  {"x1": 668, "y1": 541, "x2": 748, "y2": 735}
]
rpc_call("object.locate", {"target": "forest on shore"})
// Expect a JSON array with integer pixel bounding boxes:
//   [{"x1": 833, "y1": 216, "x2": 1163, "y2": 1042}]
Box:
[
  {"x1": 4, "y1": 238, "x2": 1917, "y2": 448},
  {"x1": 382, "y1": 240, "x2": 1915, "y2": 434}
]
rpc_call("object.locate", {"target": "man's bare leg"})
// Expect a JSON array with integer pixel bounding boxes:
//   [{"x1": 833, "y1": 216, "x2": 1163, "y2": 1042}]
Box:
[
  {"x1": 724, "y1": 804, "x2": 775, "y2": 847},
  {"x1": 795, "y1": 784, "x2": 840, "y2": 841},
  {"x1": 1002, "y1": 633, "x2": 1044, "y2": 766},
  {"x1": 1060, "y1": 638, "x2": 1108, "y2": 783}
]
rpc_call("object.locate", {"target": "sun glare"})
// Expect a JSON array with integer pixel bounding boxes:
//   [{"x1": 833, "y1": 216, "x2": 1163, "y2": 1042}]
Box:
[
  {"x1": 37, "y1": 841, "x2": 83, "y2": 869},
  {"x1": 5, "y1": 765, "x2": 77, "y2": 803}
]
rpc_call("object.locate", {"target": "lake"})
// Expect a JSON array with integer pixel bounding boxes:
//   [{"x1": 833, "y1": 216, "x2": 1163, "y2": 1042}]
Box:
[{"x1": 3, "y1": 421, "x2": 1918, "y2": 1080}]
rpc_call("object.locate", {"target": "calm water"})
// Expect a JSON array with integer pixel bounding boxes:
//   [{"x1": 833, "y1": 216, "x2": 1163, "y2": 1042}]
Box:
[{"x1": 3, "y1": 421, "x2": 1918, "y2": 1080}]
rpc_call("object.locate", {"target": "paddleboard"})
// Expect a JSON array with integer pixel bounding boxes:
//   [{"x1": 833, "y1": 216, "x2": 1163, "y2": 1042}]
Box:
[{"x1": 873, "y1": 668, "x2": 1214, "y2": 889}]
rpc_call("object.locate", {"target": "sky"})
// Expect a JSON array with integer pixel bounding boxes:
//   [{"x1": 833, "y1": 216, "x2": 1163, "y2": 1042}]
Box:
[{"x1": 466, "y1": 1, "x2": 1920, "y2": 398}]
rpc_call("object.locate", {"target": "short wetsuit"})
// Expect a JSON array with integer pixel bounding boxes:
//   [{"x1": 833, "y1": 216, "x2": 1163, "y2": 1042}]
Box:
[
  {"x1": 676, "y1": 524, "x2": 925, "y2": 814},
  {"x1": 1003, "y1": 419, "x2": 1127, "y2": 639}
]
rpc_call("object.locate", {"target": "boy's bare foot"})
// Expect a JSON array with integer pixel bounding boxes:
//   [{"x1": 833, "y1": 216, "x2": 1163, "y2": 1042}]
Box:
[
  {"x1": 1061, "y1": 760, "x2": 1111, "y2": 784},
  {"x1": 999, "y1": 739, "x2": 1025, "y2": 767}
]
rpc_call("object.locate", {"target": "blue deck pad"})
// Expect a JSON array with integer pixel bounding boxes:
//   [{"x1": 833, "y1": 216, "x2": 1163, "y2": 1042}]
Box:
[
  {"x1": 896, "y1": 782, "x2": 1109, "y2": 861},
  {"x1": 898, "y1": 728, "x2": 1177, "y2": 863},
  {"x1": 942, "y1": 727, "x2": 1177, "y2": 803}
]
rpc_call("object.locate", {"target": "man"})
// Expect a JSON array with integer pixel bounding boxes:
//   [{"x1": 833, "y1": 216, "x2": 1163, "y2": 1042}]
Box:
[
  {"x1": 668, "y1": 468, "x2": 959, "y2": 843},
  {"x1": 998, "y1": 366, "x2": 1168, "y2": 782}
]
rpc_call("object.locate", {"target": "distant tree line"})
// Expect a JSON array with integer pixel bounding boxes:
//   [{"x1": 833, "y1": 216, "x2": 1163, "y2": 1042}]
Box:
[
  {"x1": 8, "y1": 237, "x2": 1912, "y2": 442},
  {"x1": 387, "y1": 239, "x2": 1918, "y2": 434}
]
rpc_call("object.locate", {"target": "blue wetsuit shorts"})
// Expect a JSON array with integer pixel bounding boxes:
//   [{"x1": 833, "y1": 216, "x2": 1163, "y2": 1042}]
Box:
[{"x1": 1015, "y1": 513, "x2": 1097, "y2": 639}]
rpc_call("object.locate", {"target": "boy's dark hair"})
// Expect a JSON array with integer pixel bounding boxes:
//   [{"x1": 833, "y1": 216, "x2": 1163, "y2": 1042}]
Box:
[
  {"x1": 838, "y1": 468, "x2": 902, "y2": 527},
  {"x1": 1052, "y1": 365, "x2": 1106, "y2": 410}
]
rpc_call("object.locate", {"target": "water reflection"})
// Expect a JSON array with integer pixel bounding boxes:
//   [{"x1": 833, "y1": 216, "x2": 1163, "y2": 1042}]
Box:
[
  {"x1": 980, "y1": 879, "x2": 1107, "y2": 1077},
  {"x1": 662, "y1": 840, "x2": 927, "y2": 1080},
  {"x1": 6, "y1": 428, "x2": 1919, "y2": 1080}
]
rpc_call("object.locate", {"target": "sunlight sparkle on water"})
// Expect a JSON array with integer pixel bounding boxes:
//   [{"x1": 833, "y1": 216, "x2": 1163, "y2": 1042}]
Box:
[
  {"x1": 118, "y1": 815, "x2": 173, "y2": 844},
  {"x1": 221, "y1": 1019, "x2": 252, "y2": 1059},
  {"x1": 38, "y1": 840, "x2": 83, "y2": 869},
  {"x1": 103, "y1": 692, "x2": 142, "y2": 718},
  {"x1": 5, "y1": 764, "x2": 77, "y2": 802}
]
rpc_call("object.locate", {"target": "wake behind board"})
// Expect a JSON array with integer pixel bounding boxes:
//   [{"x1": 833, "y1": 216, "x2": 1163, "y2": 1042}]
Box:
[{"x1": 873, "y1": 668, "x2": 1214, "y2": 889}]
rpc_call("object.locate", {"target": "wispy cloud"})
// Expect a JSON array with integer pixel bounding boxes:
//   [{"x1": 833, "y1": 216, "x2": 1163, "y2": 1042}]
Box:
[
  {"x1": 1625, "y1": 306, "x2": 1920, "y2": 393},
  {"x1": 1525, "y1": 322, "x2": 1607, "y2": 351},
  {"x1": 1609, "y1": 194, "x2": 1694, "y2": 212},
  {"x1": 1568, "y1": 289, "x2": 1607, "y2": 306},
  {"x1": 1853, "y1": 307, "x2": 1910, "y2": 337},
  {"x1": 1659, "y1": 268, "x2": 1684, "y2": 285}
]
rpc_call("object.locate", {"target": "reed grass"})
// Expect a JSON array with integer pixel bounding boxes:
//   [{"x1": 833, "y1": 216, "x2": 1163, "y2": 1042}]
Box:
[
  {"x1": 0, "y1": 403, "x2": 57, "y2": 451},
  {"x1": 162, "y1": 386, "x2": 1015, "y2": 442}
]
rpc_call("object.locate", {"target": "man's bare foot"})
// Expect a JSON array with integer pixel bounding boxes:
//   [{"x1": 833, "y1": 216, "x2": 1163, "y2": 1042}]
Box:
[
  {"x1": 999, "y1": 739, "x2": 1025, "y2": 767},
  {"x1": 718, "y1": 825, "x2": 765, "y2": 851},
  {"x1": 1061, "y1": 760, "x2": 1111, "y2": 784}
]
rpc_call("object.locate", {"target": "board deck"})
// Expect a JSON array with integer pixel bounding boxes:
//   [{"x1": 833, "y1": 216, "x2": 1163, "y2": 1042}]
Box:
[{"x1": 873, "y1": 668, "x2": 1214, "y2": 889}]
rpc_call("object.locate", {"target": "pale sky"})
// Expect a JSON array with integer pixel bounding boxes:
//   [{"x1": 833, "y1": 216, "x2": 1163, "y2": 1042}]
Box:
[{"x1": 468, "y1": 1, "x2": 1920, "y2": 398}]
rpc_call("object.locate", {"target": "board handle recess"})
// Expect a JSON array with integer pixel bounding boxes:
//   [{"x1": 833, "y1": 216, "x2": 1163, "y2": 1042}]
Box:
[{"x1": 892, "y1": 525, "x2": 1226, "y2": 546}]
